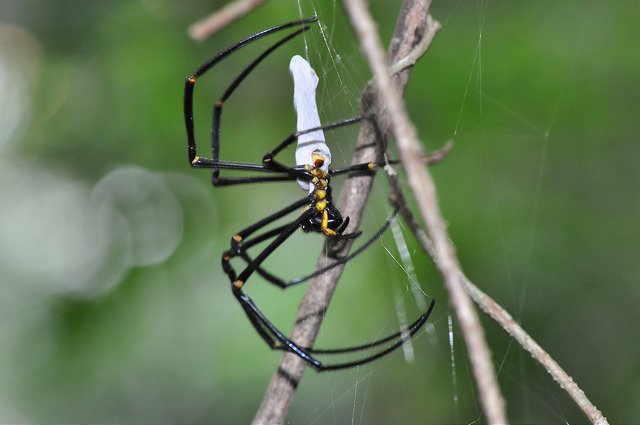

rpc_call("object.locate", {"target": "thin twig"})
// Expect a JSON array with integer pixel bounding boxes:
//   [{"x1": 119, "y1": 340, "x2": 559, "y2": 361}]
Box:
[
  {"x1": 387, "y1": 169, "x2": 608, "y2": 424},
  {"x1": 252, "y1": 1, "x2": 438, "y2": 423},
  {"x1": 341, "y1": 0, "x2": 508, "y2": 423},
  {"x1": 188, "y1": 0, "x2": 267, "y2": 41},
  {"x1": 461, "y1": 276, "x2": 609, "y2": 425}
]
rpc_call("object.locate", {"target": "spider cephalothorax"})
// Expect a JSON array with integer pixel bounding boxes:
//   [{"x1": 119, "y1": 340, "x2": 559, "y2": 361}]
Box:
[{"x1": 184, "y1": 16, "x2": 434, "y2": 371}]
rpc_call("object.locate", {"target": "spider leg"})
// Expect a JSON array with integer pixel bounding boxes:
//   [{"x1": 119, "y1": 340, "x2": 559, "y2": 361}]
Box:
[
  {"x1": 335, "y1": 215, "x2": 351, "y2": 234},
  {"x1": 223, "y1": 222, "x2": 301, "y2": 284},
  {"x1": 230, "y1": 223, "x2": 354, "y2": 288},
  {"x1": 307, "y1": 299, "x2": 436, "y2": 355},
  {"x1": 262, "y1": 114, "x2": 374, "y2": 171},
  {"x1": 226, "y1": 223, "x2": 298, "y2": 288},
  {"x1": 308, "y1": 299, "x2": 436, "y2": 371},
  {"x1": 211, "y1": 142, "x2": 449, "y2": 186},
  {"x1": 233, "y1": 207, "x2": 313, "y2": 286},
  {"x1": 330, "y1": 161, "x2": 388, "y2": 177},
  {"x1": 232, "y1": 194, "x2": 313, "y2": 242},
  {"x1": 288, "y1": 206, "x2": 400, "y2": 285},
  {"x1": 233, "y1": 289, "x2": 323, "y2": 368},
  {"x1": 230, "y1": 207, "x2": 398, "y2": 289},
  {"x1": 226, "y1": 208, "x2": 327, "y2": 368},
  {"x1": 184, "y1": 17, "x2": 318, "y2": 185},
  {"x1": 224, "y1": 204, "x2": 434, "y2": 371},
  {"x1": 332, "y1": 229, "x2": 362, "y2": 240},
  {"x1": 222, "y1": 194, "x2": 313, "y2": 280},
  {"x1": 209, "y1": 26, "x2": 314, "y2": 186},
  {"x1": 233, "y1": 278, "x2": 435, "y2": 372},
  {"x1": 222, "y1": 224, "x2": 289, "y2": 282},
  {"x1": 329, "y1": 140, "x2": 454, "y2": 177},
  {"x1": 223, "y1": 191, "x2": 315, "y2": 284}
]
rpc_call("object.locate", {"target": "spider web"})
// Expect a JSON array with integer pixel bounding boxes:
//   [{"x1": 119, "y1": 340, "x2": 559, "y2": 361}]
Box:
[
  {"x1": 0, "y1": 1, "x2": 634, "y2": 423},
  {"x1": 279, "y1": 1, "x2": 634, "y2": 424},
  {"x1": 286, "y1": 0, "x2": 459, "y2": 422}
]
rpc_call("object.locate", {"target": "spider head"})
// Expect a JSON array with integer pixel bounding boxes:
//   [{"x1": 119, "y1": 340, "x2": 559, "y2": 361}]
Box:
[
  {"x1": 310, "y1": 147, "x2": 331, "y2": 170},
  {"x1": 311, "y1": 151, "x2": 325, "y2": 168}
]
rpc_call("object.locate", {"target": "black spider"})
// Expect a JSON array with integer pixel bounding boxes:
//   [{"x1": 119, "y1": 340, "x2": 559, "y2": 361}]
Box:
[{"x1": 183, "y1": 16, "x2": 434, "y2": 371}]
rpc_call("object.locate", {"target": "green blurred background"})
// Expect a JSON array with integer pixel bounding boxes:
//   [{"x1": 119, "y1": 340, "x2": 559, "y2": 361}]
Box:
[{"x1": 0, "y1": 0, "x2": 637, "y2": 423}]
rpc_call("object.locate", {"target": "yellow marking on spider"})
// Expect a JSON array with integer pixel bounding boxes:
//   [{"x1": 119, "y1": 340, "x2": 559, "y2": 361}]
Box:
[
  {"x1": 191, "y1": 155, "x2": 201, "y2": 165},
  {"x1": 368, "y1": 162, "x2": 378, "y2": 171},
  {"x1": 311, "y1": 168, "x2": 326, "y2": 178},
  {"x1": 233, "y1": 234, "x2": 242, "y2": 242},
  {"x1": 233, "y1": 280, "x2": 244, "y2": 288},
  {"x1": 315, "y1": 199, "x2": 327, "y2": 211},
  {"x1": 321, "y1": 210, "x2": 336, "y2": 236},
  {"x1": 188, "y1": 75, "x2": 197, "y2": 84},
  {"x1": 315, "y1": 189, "x2": 326, "y2": 200},
  {"x1": 311, "y1": 152, "x2": 325, "y2": 168},
  {"x1": 323, "y1": 228, "x2": 337, "y2": 236}
]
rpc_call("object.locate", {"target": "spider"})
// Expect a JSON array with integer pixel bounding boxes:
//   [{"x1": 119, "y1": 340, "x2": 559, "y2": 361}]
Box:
[{"x1": 183, "y1": 16, "x2": 435, "y2": 371}]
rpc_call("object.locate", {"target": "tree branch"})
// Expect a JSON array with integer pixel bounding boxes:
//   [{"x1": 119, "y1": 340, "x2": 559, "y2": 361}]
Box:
[
  {"x1": 387, "y1": 165, "x2": 609, "y2": 424},
  {"x1": 461, "y1": 275, "x2": 609, "y2": 424},
  {"x1": 252, "y1": 1, "x2": 439, "y2": 423},
  {"x1": 188, "y1": 0, "x2": 267, "y2": 41},
  {"x1": 341, "y1": 0, "x2": 509, "y2": 423}
]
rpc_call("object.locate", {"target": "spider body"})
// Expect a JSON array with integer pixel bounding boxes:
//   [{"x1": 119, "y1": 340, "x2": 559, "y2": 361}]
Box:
[
  {"x1": 300, "y1": 164, "x2": 351, "y2": 236},
  {"x1": 184, "y1": 16, "x2": 434, "y2": 371}
]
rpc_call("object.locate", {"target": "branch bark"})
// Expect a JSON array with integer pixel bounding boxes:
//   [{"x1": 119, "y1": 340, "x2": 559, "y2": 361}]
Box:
[
  {"x1": 188, "y1": 0, "x2": 267, "y2": 41},
  {"x1": 252, "y1": 1, "x2": 438, "y2": 423}
]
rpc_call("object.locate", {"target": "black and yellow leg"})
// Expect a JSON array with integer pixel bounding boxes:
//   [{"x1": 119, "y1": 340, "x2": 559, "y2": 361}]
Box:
[
  {"x1": 233, "y1": 209, "x2": 314, "y2": 286},
  {"x1": 231, "y1": 194, "x2": 313, "y2": 248}
]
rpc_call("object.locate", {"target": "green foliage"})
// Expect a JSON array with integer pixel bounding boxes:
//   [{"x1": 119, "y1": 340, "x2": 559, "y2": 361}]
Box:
[{"x1": 0, "y1": 0, "x2": 636, "y2": 423}]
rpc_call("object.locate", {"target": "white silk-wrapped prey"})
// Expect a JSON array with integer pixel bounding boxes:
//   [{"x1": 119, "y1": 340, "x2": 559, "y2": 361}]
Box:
[{"x1": 289, "y1": 55, "x2": 331, "y2": 191}]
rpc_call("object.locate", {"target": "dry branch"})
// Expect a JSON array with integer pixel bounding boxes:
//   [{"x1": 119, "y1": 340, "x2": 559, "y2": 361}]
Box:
[
  {"x1": 188, "y1": 0, "x2": 267, "y2": 41},
  {"x1": 388, "y1": 165, "x2": 609, "y2": 424},
  {"x1": 461, "y1": 276, "x2": 609, "y2": 425},
  {"x1": 340, "y1": 0, "x2": 508, "y2": 423}
]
